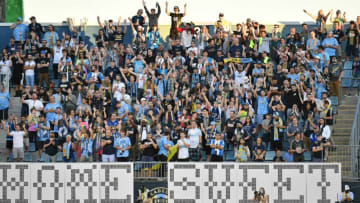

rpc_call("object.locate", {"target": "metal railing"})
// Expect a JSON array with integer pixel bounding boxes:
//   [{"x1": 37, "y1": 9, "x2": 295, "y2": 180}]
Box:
[
  {"x1": 134, "y1": 162, "x2": 168, "y2": 180},
  {"x1": 325, "y1": 145, "x2": 360, "y2": 181},
  {"x1": 349, "y1": 97, "x2": 360, "y2": 180}
]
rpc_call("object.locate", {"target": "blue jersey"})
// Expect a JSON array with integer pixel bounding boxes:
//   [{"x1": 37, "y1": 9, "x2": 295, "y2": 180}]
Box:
[{"x1": 115, "y1": 136, "x2": 131, "y2": 157}]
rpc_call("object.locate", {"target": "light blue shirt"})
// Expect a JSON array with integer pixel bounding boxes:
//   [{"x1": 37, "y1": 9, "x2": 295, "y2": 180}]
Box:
[
  {"x1": 13, "y1": 24, "x2": 28, "y2": 41},
  {"x1": 44, "y1": 103, "x2": 61, "y2": 122},
  {"x1": 158, "y1": 136, "x2": 174, "y2": 157},
  {"x1": 322, "y1": 37, "x2": 338, "y2": 57},
  {"x1": 155, "y1": 78, "x2": 167, "y2": 97},
  {"x1": 338, "y1": 191, "x2": 354, "y2": 202},
  {"x1": 287, "y1": 73, "x2": 300, "y2": 84},
  {"x1": 36, "y1": 121, "x2": 50, "y2": 141},
  {"x1": 210, "y1": 139, "x2": 224, "y2": 156},
  {"x1": 134, "y1": 60, "x2": 145, "y2": 73},
  {"x1": 257, "y1": 96, "x2": 268, "y2": 115},
  {"x1": 0, "y1": 91, "x2": 10, "y2": 110},
  {"x1": 117, "y1": 102, "x2": 129, "y2": 122},
  {"x1": 115, "y1": 136, "x2": 131, "y2": 157},
  {"x1": 80, "y1": 137, "x2": 93, "y2": 157},
  {"x1": 43, "y1": 31, "x2": 59, "y2": 48}
]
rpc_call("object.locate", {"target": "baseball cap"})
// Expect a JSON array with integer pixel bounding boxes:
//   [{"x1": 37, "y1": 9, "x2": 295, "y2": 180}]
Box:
[
  {"x1": 141, "y1": 98, "x2": 146, "y2": 102},
  {"x1": 17, "y1": 17, "x2": 22, "y2": 21},
  {"x1": 345, "y1": 185, "x2": 350, "y2": 190},
  {"x1": 40, "y1": 50, "x2": 46, "y2": 54},
  {"x1": 66, "y1": 58, "x2": 71, "y2": 63},
  {"x1": 210, "y1": 121, "x2": 216, "y2": 125},
  {"x1": 174, "y1": 6, "x2": 179, "y2": 10},
  {"x1": 273, "y1": 112, "x2": 279, "y2": 117}
]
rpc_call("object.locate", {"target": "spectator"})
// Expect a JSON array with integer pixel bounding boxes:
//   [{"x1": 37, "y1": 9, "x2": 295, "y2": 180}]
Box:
[
  {"x1": 165, "y1": 1, "x2": 186, "y2": 39},
  {"x1": 36, "y1": 114, "x2": 50, "y2": 160},
  {"x1": 63, "y1": 135, "x2": 76, "y2": 162},
  {"x1": 43, "y1": 25, "x2": 59, "y2": 48},
  {"x1": 345, "y1": 21, "x2": 359, "y2": 61},
  {"x1": 0, "y1": 84, "x2": 10, "y2": 122},
  {"x1": 101, "y1": 128, "x2": 116, "y2": 162},
  {"x1": 28, "y1": 16, "x2": 44, "y2": 38},
  {"x1": 303, "y1": 9, "x2": 331, "y2": 40},
  {"x1": 188, "y1": 120, "x2": 202, "y2": 161},
  {"x1": 10, "y1": 17, "x2": 28, "y2": 43},
  {"x1": 289, "y1": 133, "x2": 305, "y2": 162},
  {"x1": 235, "y1": 137, "x2": 250, "y2": 162},
  {"x1": 322, "y1": 31, "x2": 339, "y2": 58},
  {"x1": 338, "y1": 185, "x2": 354, "y2": 203},
  {"x1": 0, "y1": 53, "x2": 12, "y2": 91},
  {"x1": 43, "y1": 132, "x2": 60, "y2": 162},
  {"x1": 176, "y1": 130, "x2": 190, "y2": 161},
  {"x1": 312, "y1": 134, "x2": 325, "y2": 162},
  {"x1": 140, "y1": 132, "x2": 158, "y2": 161},
  {"x1": 253, "y1": 137, "x2": 266, "y2": 162},
  {"x1": 7, "y1": 123, "x2": 27, "y2": 162},
  {"x1": 273, "y1": 149, "x2": 285, "y2": 162},
  {"x1": 78, "y1": 131, "x2": 93, "y2": 162},
  {"x1": 11, "y1": 50, "x2": 24, "y2": 96},
  {"x1": 115, "y1": 129, "x2": 131, "y2": 162},
  {"x1": 143, "y1": 0, "x2": 161, "y2": 29},
  {"x1": 37, "y1": 50, "x2": 50, "y2": 88},
  {"x1": 210, "y1": 132, "x2": 224, "y2": 162}
]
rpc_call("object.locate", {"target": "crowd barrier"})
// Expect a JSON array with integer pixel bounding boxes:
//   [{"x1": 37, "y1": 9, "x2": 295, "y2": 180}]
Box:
[{"x1": 0, "y1": 162, "x2": 341, "y2": 202}]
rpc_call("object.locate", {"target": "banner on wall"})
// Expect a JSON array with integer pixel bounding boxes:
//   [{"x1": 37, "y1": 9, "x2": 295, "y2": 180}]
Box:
[
  {"x1": 168, "y1": 163, "x2": 341, "y2": 203},
  {"x1": 0, "y1": 163, "x2": 133, "y2": 202}
]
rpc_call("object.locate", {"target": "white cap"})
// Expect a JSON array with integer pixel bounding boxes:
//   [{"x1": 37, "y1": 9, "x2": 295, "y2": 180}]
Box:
[{"x1": 345, "y1": 185, "x2": 350, "y2": 190}]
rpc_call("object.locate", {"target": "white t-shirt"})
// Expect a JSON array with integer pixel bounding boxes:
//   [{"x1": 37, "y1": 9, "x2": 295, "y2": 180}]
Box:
[
  {"x1": 188, "y1": 128, "x2": 202, "y2": 148},
  {"x1": 10, "y1": 131, "x2": 25, "y2": 148},
  {"x1": 53, "y1": 46, "x2": 63, "y2": 64},
  {"x1": 24, "y1": 61, "x2": 35, "y2": 75},
  {"x1": 113, "y1": 92, "x2": 130, "y2": 102},
  {"x1": 181, "y1": 31, "x2": 193, "y2": 48},
  {"x1": 177, "y1": 138, "x2": 190, "y2": 159},
  {"x1": 112, "y1": 81, "x2": 125, "y2": 92},
  {"x1": 0, "y1": 60, "x2": 11, "y2": 74},
  {"x1": 234, "y1": 70, "x2": 246, "y2": 87},
  {"x1": 24, "y1": 99, "x2": 44, "y2": 116}
]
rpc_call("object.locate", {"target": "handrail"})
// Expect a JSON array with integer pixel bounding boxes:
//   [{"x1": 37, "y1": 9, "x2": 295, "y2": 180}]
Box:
[{"x1": 350, "y1": 97, "x2": 360, "y2": 178}]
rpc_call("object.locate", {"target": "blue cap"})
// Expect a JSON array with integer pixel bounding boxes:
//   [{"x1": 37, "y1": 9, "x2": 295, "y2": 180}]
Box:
[
  {"x1": 17, "y1": 17, "x2": 22, "y2": 21},
  {"x1": 40, "y1": 50, "x2": 46, "y2": 54},
  {"x1": 210, "y1": 121, "x2": 216, "y2": 125},
  {"x1": 66, "y1": 58, "x2": 71, "y2": 63}
]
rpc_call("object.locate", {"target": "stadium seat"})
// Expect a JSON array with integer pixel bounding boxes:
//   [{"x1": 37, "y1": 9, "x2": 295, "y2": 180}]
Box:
[
  {"x1": 39, "y1": 153, "x2": 49, "y2": 162},
  {"x1": 265, "y1": 151, "x2": 275, "y2": 161},
  {"x1": 283, "y1": 152, "x2": 293, "y2": 162},
  {"x1": 304, "y1": 151, "x2": 312, "y2": 161},
  {"x1": 225, "y1": 152, "x2": 235, "y2": 161},
  {"x1": 24, "y1": 152, "x2": 32, "y2": 162},
  {"x1": 343, "y1": 61, "x2": 353, "y2": 70},
  {"x1": 329, "y1": 96, "x2": 339, "y2": 106},
  {"x1": 342, "y1": 70, "x2": 353, "y2": 87},
  {"x1": 28, "y1": 143, "x2": 36, "y2": 152}
]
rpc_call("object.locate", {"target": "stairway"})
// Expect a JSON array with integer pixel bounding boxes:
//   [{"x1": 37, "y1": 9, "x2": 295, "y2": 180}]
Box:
[{"x1": 327, "y1": 92, "x2": 358, "y2": 179}]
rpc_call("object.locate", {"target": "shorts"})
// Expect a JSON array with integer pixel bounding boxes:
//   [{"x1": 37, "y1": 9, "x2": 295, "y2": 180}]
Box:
[
  {"x1": 141, "y1": 155, "x2": 154, "y2": 162},
  {"x1": 13, "y1": 147, "x2": 24, "y2": 159},
  {"x1": 6, "y1": 140, "x2": 13, "y2": 149},
  {"x1": 37, "y1": 141, "x2": 45, "y2": 150},
  {"x1": 189, "y1": 148, "x2": 201, "y2": 161},
  {"x1": 0, "y1": 108, "x2": 8, "y2": 120},
  {"x1": 346, "y1": 45, "x2": 358, "y2": 57}
]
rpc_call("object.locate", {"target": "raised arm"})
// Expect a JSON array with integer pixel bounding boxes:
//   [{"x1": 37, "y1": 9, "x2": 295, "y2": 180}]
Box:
[
  {"x1": 303, "y1": 9, "x2": 317, "y2": 21},
  {"x1": 128, "y1": 17, "x2": 136, "y2": 32},
  {"x1": 97, "y1": 16, "x2": 105, "y2": 28},
  {"x1": 156, "y1": 2, "x2": 161, "y2": 16},
  {"x1": 183, "y1": 3, "x2": 187, "y2": 16},
  {"x1": 165, "y1": 1, "x2": 170, "y2": 16},
  {"x1": 117, "y1": 17, "x2": 122, "y2": 27}
]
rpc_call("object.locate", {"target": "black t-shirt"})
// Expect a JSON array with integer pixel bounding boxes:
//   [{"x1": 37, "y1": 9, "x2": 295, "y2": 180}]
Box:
[
  {"x1": 114, "y1": 31, "x2": 125, "y2": 44},
  {"x1": 205, "y1": 45, "x2": 217, "y2": 59},
  {"x1": 11, "y1": 57, "x2": 24, "y2": 73},
  {"x1": 312, "y1": 141, "x2": 324, "y2": 159},
  {"x1": 226, "y1": 118, "x2": 237, "y2": 135},
  {"x1": 273, "y1": 155, "x2": 284, "y2": 162},
  {"x1": 170, "y1": 13, "x2": 184, "y2": 28},
  {"x1": 332, "y1": 29, "x2": 344, "y2": 43},
  {"x1": 102, "y1": 136, "x2": 116, "y2": 155},
  {"x1": 37, "y1": 57, "x2": 50, "y2": 73},
  {"x1": 141, "y1": 138, "x2": 157, "y2": 157},
  {"x1": 291, "y1": 140, "x2": 304, "y2": 157},
  {"x1": 346, "y1": 28, "x2": 359, "y2": 46},
  {"x1": 125, "y1": 125, "x2": 137, "y2": 146},
  {"x1": 44, "y1": 138, "x2": 59, "y2": 156}
]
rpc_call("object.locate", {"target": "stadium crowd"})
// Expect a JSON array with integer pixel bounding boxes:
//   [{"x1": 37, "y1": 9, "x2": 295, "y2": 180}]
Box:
[{"x1": 1, "y1": 2, "x2": 360, "y2": 163}]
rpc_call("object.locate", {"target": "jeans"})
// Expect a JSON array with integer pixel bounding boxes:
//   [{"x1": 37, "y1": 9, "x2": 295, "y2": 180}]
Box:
[
  {"x1": 25, "y1": 74, "x2": 34, "y2": 88},
  {"x1": 102, "y1": 154, "x2": 115, "y2": 162}
]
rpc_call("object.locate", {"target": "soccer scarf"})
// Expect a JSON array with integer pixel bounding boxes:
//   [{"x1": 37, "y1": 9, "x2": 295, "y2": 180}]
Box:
[{"x1": 63, "y1": 141, "x2": 72, "y2": 159}]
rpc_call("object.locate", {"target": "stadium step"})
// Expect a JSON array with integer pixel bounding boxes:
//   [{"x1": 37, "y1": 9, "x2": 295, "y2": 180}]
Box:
[
  {"x1": 327, "y1": 92, "x2": 358, "y2": 179},
  {"x1": 9, "y1": 97, "x2": 21, "y2": 118}
]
